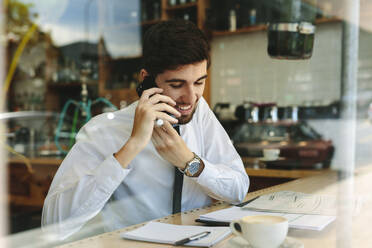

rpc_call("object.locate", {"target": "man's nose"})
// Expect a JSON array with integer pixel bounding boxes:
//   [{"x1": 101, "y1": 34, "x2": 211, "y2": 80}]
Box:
[{"x1": 181, "y1": 85, "x2": 197, "y2": 103}]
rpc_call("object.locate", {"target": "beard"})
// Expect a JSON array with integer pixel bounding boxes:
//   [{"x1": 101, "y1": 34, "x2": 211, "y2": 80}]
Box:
[{"x1": 177, "y1": 105, "x2": 197, "y2": 124}]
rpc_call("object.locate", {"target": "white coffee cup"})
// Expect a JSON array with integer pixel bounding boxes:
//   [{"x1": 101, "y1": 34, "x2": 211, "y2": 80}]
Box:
[
  {"x1": 263, "y1": 149, "x2": 280, "y2": 160},
  {"x1": 230, "y1": 215, "x2": 288, "y2": 248}
]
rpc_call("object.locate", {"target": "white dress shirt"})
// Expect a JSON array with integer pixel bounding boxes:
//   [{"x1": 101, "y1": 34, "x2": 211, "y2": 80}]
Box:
[{"x1": 42, "y1": 97, "x2": 249, "y2": 239}]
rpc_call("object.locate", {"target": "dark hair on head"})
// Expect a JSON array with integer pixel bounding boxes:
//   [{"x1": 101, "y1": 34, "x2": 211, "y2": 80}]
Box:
[{"x1": 142, "y1": 20, "x2": 210, "y2": 77}]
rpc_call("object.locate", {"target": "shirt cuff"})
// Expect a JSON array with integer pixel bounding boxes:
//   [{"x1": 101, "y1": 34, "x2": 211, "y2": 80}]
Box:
[
  {"x1": 194, "y1": 158, "x2": 216, "y2": 185},
  {"x1": 93, "y1": 154, "x2": 131, "y2": 193}
]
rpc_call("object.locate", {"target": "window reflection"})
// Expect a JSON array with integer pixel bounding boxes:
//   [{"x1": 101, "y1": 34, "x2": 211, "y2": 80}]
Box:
[{"x1": 1, "y1": 0, "x2": 372, "y2": 247}]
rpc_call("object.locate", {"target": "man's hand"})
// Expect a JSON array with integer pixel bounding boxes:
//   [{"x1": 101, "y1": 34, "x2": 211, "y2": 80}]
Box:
[
  {"x1": 130, "y1": 88, "x2": 181, "y2": 149},
  {"x1": 151, "y1": 121, "x2": 194, "y2": 169},
  {"x1": 114, "y1": 88, "x2": 181, "y2": 169}
]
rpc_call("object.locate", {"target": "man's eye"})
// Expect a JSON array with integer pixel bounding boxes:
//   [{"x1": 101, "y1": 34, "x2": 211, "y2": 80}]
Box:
[
  {"x1": 170, "y1": 84, "x2": 182, "y2": 88},
  {"x1": 195, "y1": 81, "x2": 204, "y2": 85}
]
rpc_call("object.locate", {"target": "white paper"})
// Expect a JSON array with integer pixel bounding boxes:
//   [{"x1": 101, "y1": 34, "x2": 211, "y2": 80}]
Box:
[
  {"x1": 199, "y1": 206, "x2": 336, "y2": 231},
  {"x1": 242, "y1": 191, "x2": 362, "y2": 215},
  {"x1": 121, "y1": 222, "x2": 231, "y2": 247}
]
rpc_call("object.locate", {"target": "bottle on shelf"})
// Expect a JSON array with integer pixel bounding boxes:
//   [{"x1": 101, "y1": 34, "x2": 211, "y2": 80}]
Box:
[
  {"x1": 153, "y1": 1, "x2": 160, "y2": 20},
  {"x1": 251, "y1": 106, "x2": 259, "y2": 123},
  {"x1": 270, "y1": 106, "x2": 278, "y2": 122},
  {"x1": 141, "y1": 0, "x2": 148, "y2": 21},
  {"x1": 142, "y1": 0, "x2": 161, "y2": 22},
  {"x1": 291, "y1": 106, "x2": 299, "y2": 122},
  {"x1": 321, "y1": 2, "x2": 333, "y2": 18},
  {"x1": 229, "y1": 9, "x2": 237, "y2": 31},
  {"x1": 249, "y1": 9, "x2": 256, "y2": 25},
  {"x1": 169, "y1": 0, "x2": 178, "y2": 7}
]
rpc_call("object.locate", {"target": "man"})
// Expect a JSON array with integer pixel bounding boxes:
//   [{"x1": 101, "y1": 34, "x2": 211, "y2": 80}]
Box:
[{"x1": 42, "y1": 20, "x2": 249, "y2": 239}]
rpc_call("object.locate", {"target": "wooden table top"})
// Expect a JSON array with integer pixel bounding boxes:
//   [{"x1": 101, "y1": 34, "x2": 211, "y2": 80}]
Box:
[{"x1": 57, "y1": 165, "x2": 372, "y2": 248}]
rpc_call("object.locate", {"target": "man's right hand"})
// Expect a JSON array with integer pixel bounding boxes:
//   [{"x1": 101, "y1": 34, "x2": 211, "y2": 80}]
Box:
[{"x1": 129, "y1": 87, "x2": 181, "y2": 150}]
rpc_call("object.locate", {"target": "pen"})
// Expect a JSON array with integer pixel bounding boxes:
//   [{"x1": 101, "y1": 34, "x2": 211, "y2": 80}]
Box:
[
  {"x1": 174, "y1": 231, "x2": 211, "y2": 246},
  {"x1": 235, "y1": 196, "x2": 260, "y2": 207}
]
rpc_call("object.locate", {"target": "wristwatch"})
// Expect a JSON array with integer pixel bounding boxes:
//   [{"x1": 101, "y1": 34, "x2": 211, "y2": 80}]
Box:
[{"x1": 180, "y1": 153, "x2": 203, "y2": 177}]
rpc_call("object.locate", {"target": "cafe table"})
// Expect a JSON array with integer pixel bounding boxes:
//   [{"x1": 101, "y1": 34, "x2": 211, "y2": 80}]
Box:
[{"x1": 57, "y1": 165, "x2": 372, "y2": 248}]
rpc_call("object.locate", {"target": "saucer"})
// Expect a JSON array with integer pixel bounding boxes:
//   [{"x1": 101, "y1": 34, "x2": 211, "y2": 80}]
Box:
[
  {"x1": 228, "y1": 236, "x2": 304, "y2": 248},
  {"x1": 259, "y1": 157, "x2": 285, "y2": 162}
]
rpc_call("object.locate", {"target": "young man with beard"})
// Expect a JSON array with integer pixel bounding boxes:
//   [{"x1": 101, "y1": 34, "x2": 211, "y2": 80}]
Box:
[{"x1": 42, "y1": 20, "x2": 249, "y2": 239}]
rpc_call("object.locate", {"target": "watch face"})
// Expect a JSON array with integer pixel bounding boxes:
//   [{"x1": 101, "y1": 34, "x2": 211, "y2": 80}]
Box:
[{"x1": 187, "y1": 160, "x2": 200, "y2": 176}]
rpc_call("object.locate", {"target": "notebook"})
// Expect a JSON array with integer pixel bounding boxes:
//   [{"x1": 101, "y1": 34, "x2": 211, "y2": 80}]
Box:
[{"x1": 121, "y1": 221, "x2": 231, "y2": 247}]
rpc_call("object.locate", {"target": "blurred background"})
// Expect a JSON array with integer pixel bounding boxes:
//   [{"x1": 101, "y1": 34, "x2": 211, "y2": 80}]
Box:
[{"x1": 0, "y1": 0, "x2": 371, "y2": 246}]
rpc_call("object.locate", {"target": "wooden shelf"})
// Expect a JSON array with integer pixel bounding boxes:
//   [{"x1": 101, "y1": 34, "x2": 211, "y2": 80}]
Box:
[
  {"x1": 8, "y1": 157, "x2": 63, "y2": 166},
  {"x1": 166, "y1": 2, "x2": 197, "y2": 11},
  {"x1": 213, "y1": 24, "x2": 267, "y2": 37},
  {"x1": 242, "y1": 157, "x2": 329, "y2": 179},
  {"x1": 112, "y1": 55, "x2": 142, "y2": 61},
  {"x1": 315, "y1": 17, "x2": 342, "y2": 24},
  {"x1": 9, "y1": 195, "x2": 45, "y2": 208},
  {"x1": 141, "y1": 19, "x2": 162, "y2": 26},
  {"x1": 245, "y1": 167, "x2": 328, "y2": 179},
  {"x1": 212, "y1": 17, "x2": 341, "y2": 37}
]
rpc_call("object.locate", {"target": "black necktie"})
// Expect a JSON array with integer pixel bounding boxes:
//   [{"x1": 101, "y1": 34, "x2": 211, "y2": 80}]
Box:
[{"x1": 172, "y1": 125, "x2": 183, "y2": 214}]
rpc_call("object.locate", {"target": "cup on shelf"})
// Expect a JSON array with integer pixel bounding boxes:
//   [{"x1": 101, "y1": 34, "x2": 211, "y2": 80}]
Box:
[
  {"x1": 263, "y1": 148, "x2": 280, "y2": 160},
  {"x1": 230, "y1": 215, "x2": 288, "y2": 248}
]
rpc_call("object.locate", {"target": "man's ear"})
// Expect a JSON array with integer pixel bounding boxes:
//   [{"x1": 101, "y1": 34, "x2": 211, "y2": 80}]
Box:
[{"x1": 139, "y1": 69, "x2": 149, "y2": 82}]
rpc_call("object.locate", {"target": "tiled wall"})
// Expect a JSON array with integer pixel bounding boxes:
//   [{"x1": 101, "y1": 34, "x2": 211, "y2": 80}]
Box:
[
  {"x1": 210, "y1": 22, "x2": 372, "y2": 169},
  {"x1": 210, "y1": 22, "x2": 343, "y2": 108}
]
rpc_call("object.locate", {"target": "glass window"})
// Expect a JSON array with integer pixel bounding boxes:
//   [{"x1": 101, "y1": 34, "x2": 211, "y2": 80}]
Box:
[{"x1": 1, "y1": 0, "x2": 371, "y2": 247}]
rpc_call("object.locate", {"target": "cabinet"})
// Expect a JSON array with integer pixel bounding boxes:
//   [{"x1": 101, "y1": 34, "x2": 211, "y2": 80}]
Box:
[
  {"x1": 8, "y1": 157, "x2": 62, "y2": 208},
  {"x1": 7, "y1": 157, "x2": 62, "y2": 233}
]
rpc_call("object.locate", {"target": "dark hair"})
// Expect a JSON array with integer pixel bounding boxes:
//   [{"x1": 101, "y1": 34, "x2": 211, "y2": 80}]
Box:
[{"x1": 142, "y1": 20, "x2": 210, "y2": 77}]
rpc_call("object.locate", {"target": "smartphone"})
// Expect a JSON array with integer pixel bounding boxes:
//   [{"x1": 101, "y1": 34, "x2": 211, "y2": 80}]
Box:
[
  {"x1": 136, "y1": 76, "x2": 157, "y2": 97},
  {"x1": 136, "y1": 76, "x2": 179, "y2": 128}
]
